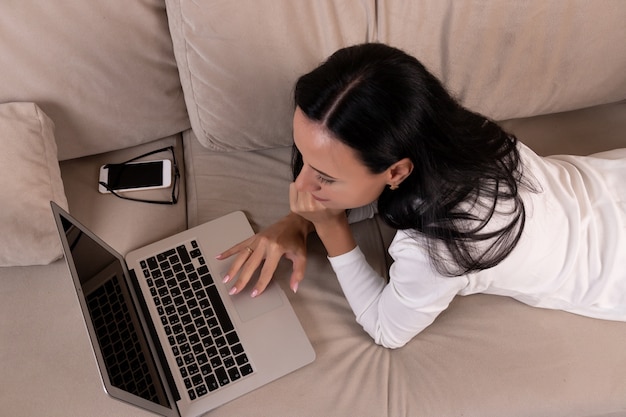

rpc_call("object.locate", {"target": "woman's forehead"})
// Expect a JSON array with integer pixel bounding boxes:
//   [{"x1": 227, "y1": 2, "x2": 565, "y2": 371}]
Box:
[{"x1": 293, "y1": 108, "x2": 368, "y2": 178}]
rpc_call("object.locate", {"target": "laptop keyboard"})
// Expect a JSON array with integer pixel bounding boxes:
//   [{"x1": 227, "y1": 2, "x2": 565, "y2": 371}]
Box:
[{"x1": 141, "y1": 240, "x2": 254, "y2": 401}]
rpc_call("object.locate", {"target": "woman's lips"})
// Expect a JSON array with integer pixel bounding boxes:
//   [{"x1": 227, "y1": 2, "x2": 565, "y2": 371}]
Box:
[{"x1": 312, "y1": 194, "x2": 329, "y2": 202}]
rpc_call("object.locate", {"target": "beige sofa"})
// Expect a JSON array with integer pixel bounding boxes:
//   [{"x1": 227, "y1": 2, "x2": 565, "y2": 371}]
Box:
[{"x1": 1, "y1": 1, "x2": 625, "y2": 416}]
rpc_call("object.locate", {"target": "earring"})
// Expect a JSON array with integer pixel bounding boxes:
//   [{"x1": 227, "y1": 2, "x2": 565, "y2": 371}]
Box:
[{"x1": 389, "y1": 184, "x2": 399, "y2": 191}]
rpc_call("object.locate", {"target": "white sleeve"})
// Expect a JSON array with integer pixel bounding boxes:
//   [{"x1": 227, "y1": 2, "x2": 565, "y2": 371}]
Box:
[{"x1": 328, "y1": 231, "x2": 468, "y2": 349}]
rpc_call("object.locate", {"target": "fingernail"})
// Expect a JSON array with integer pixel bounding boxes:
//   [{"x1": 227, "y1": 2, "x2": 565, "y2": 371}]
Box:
[
  {"x1": 251, "y1": 289, "x2": 259, "y2": 298},
  {"x1": 292, "y1": 282, "x2": 299, "y2": 294},
  {"x1": 229, "y1": 286, "x2": 238, "y2": 295},
  {"x1": 222, "y1": 275, "x2": 230, "y2": 283},
  {"x1": 215, "y1": 254, "x2": 223, "y2": 259}
]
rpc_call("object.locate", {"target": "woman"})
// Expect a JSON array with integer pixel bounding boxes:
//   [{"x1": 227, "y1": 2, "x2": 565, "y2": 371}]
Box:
[{"x1": 218, "y1": 43, "x2": 626, "y2": 348}]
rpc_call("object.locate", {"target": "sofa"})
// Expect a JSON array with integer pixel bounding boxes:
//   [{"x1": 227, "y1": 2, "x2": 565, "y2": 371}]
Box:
[{"x1": 1, "y1": 1, "x2": 625, "y2": 416}]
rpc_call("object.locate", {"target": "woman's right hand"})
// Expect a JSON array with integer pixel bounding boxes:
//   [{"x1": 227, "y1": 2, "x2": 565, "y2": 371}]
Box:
[{"x1": 216, "y1": 212, "x2": 313, "y2": 297}]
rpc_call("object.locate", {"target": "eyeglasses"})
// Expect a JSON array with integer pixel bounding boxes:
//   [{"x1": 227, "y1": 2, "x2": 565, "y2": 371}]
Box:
[{"x1": 98, "y1": 146, "x2": 180, "y2": 205}]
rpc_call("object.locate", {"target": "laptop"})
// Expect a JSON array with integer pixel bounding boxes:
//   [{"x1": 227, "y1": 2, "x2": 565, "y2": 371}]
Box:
[{"x1": 51, "y1": 202, "x2": 315, "y2": 416}]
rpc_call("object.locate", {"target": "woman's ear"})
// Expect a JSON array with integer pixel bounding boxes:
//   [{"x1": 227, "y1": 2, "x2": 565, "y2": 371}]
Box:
[{"x1": 387, "y1": 158, "x2": 414, "y2": 188}]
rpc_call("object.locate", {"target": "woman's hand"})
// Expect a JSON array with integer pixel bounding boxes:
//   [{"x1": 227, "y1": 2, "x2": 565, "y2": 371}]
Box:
[
  {"x1": 216, "y1": 211, "x2": 313, "y2": 297},
  {"x1": 289, "y1": 183, "x2": 356, "y2": 257}
]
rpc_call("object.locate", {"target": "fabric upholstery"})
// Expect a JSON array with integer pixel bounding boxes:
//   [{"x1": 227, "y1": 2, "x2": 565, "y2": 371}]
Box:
[
  {"x1": 0, "y1": 102, "x2": 68, "y2": 266},
  {"x1": 1, "y1": 1, "x2": 626, "y2": 416},
  {"x1": 378, "y1": 0, "x2": 626, "y2": 120},
  {"x1": 60, "y1": 135, "x2": 188, "y2": 255},
  {"x1": 167, "y1": 0, "x2": 626, "y2": 153},
  {"x1": 0, "y1": 0, "x2": 189, "y2": 160},
  {"x1": 166, "y1": 0, "x2": 376, "y2": 152},
  {"x1": 182, "y1": 105, "x2": 626, "y2": 416}
]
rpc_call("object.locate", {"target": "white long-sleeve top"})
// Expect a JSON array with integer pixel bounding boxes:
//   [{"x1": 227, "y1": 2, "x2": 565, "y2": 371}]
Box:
[{"x1": 329, "y1": 143, "x2": 626, "y2": 348}]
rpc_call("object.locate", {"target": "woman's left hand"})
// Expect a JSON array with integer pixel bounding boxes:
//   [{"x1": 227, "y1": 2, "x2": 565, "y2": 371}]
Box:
[
  {"x1": 289, "y1": 183, "x2": 356, "y2": 257},
  {"x1": 288, "y1": 183, "x2": 345, "y2": 226}
]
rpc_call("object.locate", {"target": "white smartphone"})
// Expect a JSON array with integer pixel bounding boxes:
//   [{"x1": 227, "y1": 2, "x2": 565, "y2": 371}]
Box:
[{"x1": 98, "y1": 159, "x2": 172, "y2": 194}]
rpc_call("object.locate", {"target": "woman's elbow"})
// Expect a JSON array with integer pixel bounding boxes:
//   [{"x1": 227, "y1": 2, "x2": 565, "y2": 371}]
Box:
[{"x1": 371, "y1": 330, "x2": 411, "y2": 349}]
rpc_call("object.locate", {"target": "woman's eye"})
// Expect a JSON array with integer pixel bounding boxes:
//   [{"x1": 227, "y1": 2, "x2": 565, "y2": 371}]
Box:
[{"x1": 316, "y1": 175, "x2": 335, "y2": 185}]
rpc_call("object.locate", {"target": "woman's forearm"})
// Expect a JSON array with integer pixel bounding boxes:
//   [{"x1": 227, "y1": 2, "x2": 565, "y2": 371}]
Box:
[{"x1": 313, "y1": 217, "x2": 356, "y2": 257}]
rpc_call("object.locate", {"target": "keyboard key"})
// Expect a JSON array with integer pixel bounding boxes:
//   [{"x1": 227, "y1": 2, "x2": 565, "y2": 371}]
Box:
[
  {"x1": 177, "y1": 245, "x2": 191, "y2": 264},
  {"x1": 192, "y1": 374, "x2": 203, "y2": 387},
  {"x1": 206, "y1": 375, "x2": 219, "y2": 392},
  {"x1": 231, "y1": 344, "x2": 244, "y2": 356},
  {"x1": 210, "y1": 356, "x2": 222, "y2": 368},
  {"x1": 228, "y1": 367, "x2": 241, "y2": 382},
  {"x1": 241, "y1": 364, "x2": 254, "y2": 376},
  {"x1": 193, "y1": 344, "x2": 204, "y2": 355},
  {"x1": 206, "y1": 285, "x2": 234, "y2": 332},
  {"x1": 195, "y1": 385, "x2": 208, "y2": 398},
  {"x1": 219, "y1": 346, "x2": 230, "y2": 359},
  {"x1": 215, "y1": 336, "x2": 226, "y2": 348},
  {"x1": 189, "y1": 333, "x2": 200, "y2": 345},
  {"x1": 215, "y1": 367, "x2": 229, "y2": 386},
  {"x1": 225, "y1": 331, "x2": 239, "y2": 345},
  {"x1": 235, "y1": 353, "x2": 248, "y2": 366},
  {"x1": 206, "y1": 345, "x2": 218, "y2": 358},
  {"x1": 187, "y1": 364, "x2": 199, "y2": 376},
  {"x1": 147, "y1": 257, "x2": 158, "y2": 270},
  {"x1": 223, "y1": 357, "x2": 235, "y2": 368}
]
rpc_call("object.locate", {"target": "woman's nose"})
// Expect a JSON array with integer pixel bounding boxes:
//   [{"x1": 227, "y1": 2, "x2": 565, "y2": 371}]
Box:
[{"x1": 294, "y1": 166, "x2": 321, "y2": 192}]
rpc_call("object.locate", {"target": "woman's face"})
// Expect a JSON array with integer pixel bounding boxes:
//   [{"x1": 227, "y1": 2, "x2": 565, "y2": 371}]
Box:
[{"x1": 292, "y1": 107, "x2": 392, "y2": 210}]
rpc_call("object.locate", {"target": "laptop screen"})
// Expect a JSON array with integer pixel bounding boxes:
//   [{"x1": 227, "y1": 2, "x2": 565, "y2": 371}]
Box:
[{"x1": 57, "y1": 210, "x2": 176, "y2": 415}]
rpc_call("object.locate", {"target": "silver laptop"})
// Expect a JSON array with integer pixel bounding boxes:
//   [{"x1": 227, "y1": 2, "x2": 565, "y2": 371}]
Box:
[{"x1": 51, "y1": 202, "x2": 315, "y2": 417}]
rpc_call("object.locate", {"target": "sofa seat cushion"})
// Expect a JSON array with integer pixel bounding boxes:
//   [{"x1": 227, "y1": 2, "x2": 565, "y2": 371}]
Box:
[
  {"x1": 184, "y1": 119, "x2": 626, "y2": 416},
  {"x1": 0, "y1": 102, "x2": 68, "y2": 266},
  {"x1": 59, "y1": 135, "x2": 187, "y2": 255}
]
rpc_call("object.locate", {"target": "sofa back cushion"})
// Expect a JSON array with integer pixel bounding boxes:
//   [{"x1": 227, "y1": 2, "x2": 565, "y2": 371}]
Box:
[
  {"x1": 167, "y1": 0, "x2": 626, "y2": 152},
  {"x1": 0, "y1": 0, "x2": 190, "y2": 160},
  {"x1": 166, "y1": 0, "x2": 376, "y2": 152},
  {"x1": 378, "y1": 0, "x2": 626, "y2": 122}
]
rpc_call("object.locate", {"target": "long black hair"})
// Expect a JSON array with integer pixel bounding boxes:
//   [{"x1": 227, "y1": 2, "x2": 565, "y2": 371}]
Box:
[{"x1": 293, "y1": 43, "x2": 531, "y2": 276}]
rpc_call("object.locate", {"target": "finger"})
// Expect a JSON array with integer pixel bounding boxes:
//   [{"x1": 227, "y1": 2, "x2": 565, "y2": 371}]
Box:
[
  {"x1": 217, "y1": 237, "x2": 254, "y2": 260},
  {"x1": 289, "y1": 255, "x2": 307, "y2": 294},
  {"x1": 222, "y1": 248, "x2": 256, "y2": 286},
  {"x1": 250, "y1": 251, "x2": 282, "y2": 297},
  {"x1": 289, "y1": 183, "x2": 315, "y2": 214},
  {"x1": 228, "y1": 248, "x2": 265, "y2": 295},
  {"x1": 289, "y1": 183, "x2": 298, "y2": 212}
]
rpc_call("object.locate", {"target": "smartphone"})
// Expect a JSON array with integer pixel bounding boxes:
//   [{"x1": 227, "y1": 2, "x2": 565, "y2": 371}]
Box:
[{"x1": 98, "y1": 159, "x2": 172, "y2": 193}]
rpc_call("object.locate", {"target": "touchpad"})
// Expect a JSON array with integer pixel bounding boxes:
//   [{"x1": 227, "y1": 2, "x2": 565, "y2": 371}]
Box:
[{"x1": 225, "y1": 278, "x2": 284, "y2": 322}]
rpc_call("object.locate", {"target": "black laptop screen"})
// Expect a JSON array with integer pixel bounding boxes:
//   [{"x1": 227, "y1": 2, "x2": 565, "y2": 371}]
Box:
[{"x1": 59, "y1": 214, "x2": 173, "y2": 411}]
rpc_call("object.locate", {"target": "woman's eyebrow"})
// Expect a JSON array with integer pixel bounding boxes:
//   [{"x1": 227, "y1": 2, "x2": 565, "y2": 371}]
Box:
[{"x1": 310, "y1": 165, "x2": 338, "y2": 180}]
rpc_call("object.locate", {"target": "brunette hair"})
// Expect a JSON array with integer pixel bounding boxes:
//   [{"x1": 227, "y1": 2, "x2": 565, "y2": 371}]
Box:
[{"x1": 292, "y1": 43, "x2": 530, "y2": 276}]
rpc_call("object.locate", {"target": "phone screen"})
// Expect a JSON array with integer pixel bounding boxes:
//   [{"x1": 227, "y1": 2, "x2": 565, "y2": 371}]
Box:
[{"x1": 106, "y1": 161, "x2": 164, "y2": 190}]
